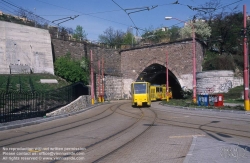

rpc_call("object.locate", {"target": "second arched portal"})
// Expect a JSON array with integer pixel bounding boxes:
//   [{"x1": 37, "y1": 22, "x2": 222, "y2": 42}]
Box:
[{"x1": 136, "y1": 63, "x2": 183, "y2": 99}]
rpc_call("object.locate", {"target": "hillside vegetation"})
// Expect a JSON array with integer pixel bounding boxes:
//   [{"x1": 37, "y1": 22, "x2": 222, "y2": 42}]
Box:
[{"x1": 0, "y1": 74, "x2": 69, "y2": 92}]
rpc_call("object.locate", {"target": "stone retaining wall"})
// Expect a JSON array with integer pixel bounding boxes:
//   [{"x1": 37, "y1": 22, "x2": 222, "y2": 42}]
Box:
[{"x1": 46, "y1": 95, "x2": 91, "y2": 116}]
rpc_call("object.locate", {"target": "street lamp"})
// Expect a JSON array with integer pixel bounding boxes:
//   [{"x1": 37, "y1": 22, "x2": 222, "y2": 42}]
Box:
[{"x1": 165, "y1": 16, "x2": 197, "y2": 103}]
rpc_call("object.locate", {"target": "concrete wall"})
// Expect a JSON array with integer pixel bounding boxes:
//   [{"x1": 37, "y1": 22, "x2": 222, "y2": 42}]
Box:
[
  {"x1": 0, "y1": 21, "x2": 54, "y2": 74},
  {"x1": 196, "y1": 70, "x2": 243, "y2": 94}
]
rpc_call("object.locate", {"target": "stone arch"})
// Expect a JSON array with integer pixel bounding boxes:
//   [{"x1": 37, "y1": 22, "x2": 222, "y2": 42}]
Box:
[{"x1": 120, "y1": 39, "x2": 204, "y2": 99}]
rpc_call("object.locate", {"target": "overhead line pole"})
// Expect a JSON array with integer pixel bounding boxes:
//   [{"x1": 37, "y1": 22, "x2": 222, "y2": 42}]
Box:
[
  {"x1": 166, "y1": 51, "x2": 169, "y2": 102},
  {"x1": 91, "y1": 50, "x2": 95, "y2": 105},
  {"x1": 102, "y1": 57, "x2": 105, "y2": 102},
  {"x1": 98, "y1": 60, "x2": 101, "y2": 102},
  {"x1": 243, "y1": 5, "x2": 249, "y2": 111}
]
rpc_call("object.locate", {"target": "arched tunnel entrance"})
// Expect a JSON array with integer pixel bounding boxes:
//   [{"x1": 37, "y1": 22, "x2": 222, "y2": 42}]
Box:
[{"x1": 136, "y1": 63, "x2": 183, "y2": 99}]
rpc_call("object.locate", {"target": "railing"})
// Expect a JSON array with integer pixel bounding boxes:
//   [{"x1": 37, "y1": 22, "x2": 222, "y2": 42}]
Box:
[{"x1": 0, "y1": 82, "x2": 89, "y2": 123}]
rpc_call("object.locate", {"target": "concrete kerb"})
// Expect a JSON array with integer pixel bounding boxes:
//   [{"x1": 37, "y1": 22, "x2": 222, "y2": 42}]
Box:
[
  {"x1": 0, "y1": 102, "x2": 110, "y2": 131},
  {"x1": 183, "y1": 136, "x2": 197, "y2": 163},
  {"x1": 160, "y1": 103, "x2": 249, "y2": 115}
]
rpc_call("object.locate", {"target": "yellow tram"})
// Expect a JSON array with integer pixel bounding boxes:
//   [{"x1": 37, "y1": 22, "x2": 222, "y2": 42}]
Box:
[
  {"x1": 131, "y1": 82, "x2": 151, "y2": 107},
  {"x1": 131, "y1": 82, "x2": 173, "y2": 107},
  {"x1": 150, "y1": 85, "x2": 163, "y2": 101},
  {"x1": 161, "y1": 85, "x2": 172, "y2": 100}
]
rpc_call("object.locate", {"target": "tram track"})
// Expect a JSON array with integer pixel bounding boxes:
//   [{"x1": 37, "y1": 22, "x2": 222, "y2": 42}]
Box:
[
  {"x1": 47, "y1": 105, "x2": 157, "y2": 163},
  {"x1": 0, "y1": 102, "x2": 127, "y2": 147},
  {"x1": 156, "y1": 106, "x2": 250, "y2": 122},
  {"x1": 0, "y1": 102, "x2": 157, "y2": 163},
  {"x1": 153, "y1": 105, "x2": 250, "y2": 138},
  {"x1": 49, "y1": 105, "x2": 146, "y2": 163},
  {"x1": 90, "y1": 107, "x2": 157, "y2": 163}
]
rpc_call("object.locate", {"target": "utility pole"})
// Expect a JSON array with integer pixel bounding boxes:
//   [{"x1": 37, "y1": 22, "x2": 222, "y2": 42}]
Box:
[
  {"x1": 91, "y1": 50, "x2": 94, "y2": 105},
  {"x1": 243, "y1": 5, "x2": 249, "y2": 111},
  {"x1": 98, "y1": 60, "x2": 101, "y2": 102},
  {"x1": 102, "y1": 57, "x2": 105, "y2": 102},
  {"x1": 166, "y1": 51, "x2": 169, "y2": 102}
]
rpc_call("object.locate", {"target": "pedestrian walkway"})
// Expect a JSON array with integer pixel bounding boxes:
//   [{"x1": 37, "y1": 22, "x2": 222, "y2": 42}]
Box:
[
  {"x1": 224, "y1": 103, "x2": 244, "y2": 107},
  {"x1": 184, "y1": 136, "x2": 250, "y2": 163}
]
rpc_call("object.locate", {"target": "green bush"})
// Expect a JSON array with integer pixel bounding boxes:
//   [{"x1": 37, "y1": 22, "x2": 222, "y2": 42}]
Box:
[
  {"x1": 54, "y1": 53, "x2": 89, "y2": 84},
  {"x1": 203, "y1": 55, "x2": 235, "y2": 71},
  {"x1": 203, "y1": 53, "x2": 244, "y2": 72},
  {"x1": 223, "y1": 85, "x2": 243, "y2": 100}
]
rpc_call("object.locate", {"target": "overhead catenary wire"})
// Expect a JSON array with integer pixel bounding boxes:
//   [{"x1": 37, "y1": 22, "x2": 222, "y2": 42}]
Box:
[
  {"x1": 36, "y1": 0, "x2": 130, "y2": 27},
  {"x1": 111, "y1": 0, "x2": 159, "y2": 35},
  {"x1": 0, "y1": 3, "x2": 17, "y2": 15},
  {"x1": 0, "y1": 0, "x2": 245, "y2": 39}
]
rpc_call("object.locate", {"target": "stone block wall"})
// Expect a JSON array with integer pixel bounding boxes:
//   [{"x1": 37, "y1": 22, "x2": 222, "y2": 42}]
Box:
[
  {"x1": 95, "y1": 75, "x2": 123, "y2": 100},
  {"x1": 104, "y1": 75, "x2": 123, "y2": 100},
  {"x1": 51, "y1": 39, "x2": 121, "y2": 76},
  {"x1": 46, "y1": 95, "x2": 91, "y2": 116}
]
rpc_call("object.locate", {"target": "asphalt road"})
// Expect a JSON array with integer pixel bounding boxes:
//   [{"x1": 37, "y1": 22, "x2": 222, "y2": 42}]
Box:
[{"x1": 0, "y1": 100, "x2": 249, "y2": 163}]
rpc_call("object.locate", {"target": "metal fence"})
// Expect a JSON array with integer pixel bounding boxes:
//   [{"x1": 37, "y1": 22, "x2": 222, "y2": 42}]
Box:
[{"x1": 0, "y1": 82, "x2": 89, "y2": 123}]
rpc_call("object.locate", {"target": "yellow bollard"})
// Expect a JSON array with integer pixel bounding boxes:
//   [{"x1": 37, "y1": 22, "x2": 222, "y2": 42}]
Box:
[
  {"x1": 193, "y1": 97, "x2": 197, "y2": 104},
  {"x1": 91, "y1": 98, "x2": 95, "y2": 105},
  {"x1": 245, "y1": 99, "x2": 250, "y2": 111}
]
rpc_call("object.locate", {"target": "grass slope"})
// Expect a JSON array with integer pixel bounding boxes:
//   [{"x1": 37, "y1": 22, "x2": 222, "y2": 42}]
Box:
[{"x1": 0, "y1": 74, "x2": 69, "y2": 92}]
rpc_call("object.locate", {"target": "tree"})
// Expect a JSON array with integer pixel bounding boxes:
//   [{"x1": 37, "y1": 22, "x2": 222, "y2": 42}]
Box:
[
  {"x1": 168, "y1": 26, "x2": 181, "y2": 42},
  {"x1": 123, "y1": 32, "x2": 134, "y2": 46},
  {"x1": 180, "y1": 20, "x2": 211, "y2": 40},
  {"x1": 98, "y1": 27, "x2": 125, "y2": 48},
  {"x1": 196, "y1": 0, "x2": 249, "y2": 55},
  {"x1": 73, "y1": 25, "x2": 87, "y2": 41},
  {"x1": 209, "y1": 12, "x2": 245, "y2": 55},
  {"x1": 142, "y1": 25, "x2": 182, "y2": 43}
]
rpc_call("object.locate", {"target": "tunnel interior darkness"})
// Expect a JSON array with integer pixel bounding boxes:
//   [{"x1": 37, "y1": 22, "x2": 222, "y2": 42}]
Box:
[{"x1": 136, "y1": 63, "x2": 183, "y2": 99}]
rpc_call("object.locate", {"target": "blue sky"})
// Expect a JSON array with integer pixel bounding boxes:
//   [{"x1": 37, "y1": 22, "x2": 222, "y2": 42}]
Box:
[{"x1": 0, "y1": 0, "x2": 249, "y2": 41}]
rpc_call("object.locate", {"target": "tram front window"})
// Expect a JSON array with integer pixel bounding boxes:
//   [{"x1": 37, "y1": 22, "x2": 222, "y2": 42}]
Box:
[{"x1": 134, "y1": 83, "x2": 147, "y2": 94}]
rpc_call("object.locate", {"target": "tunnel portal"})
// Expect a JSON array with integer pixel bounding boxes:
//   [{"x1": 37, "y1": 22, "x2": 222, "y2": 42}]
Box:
[{"x1": 136, "y1": 63, "x2": 183, "y2": 99}]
